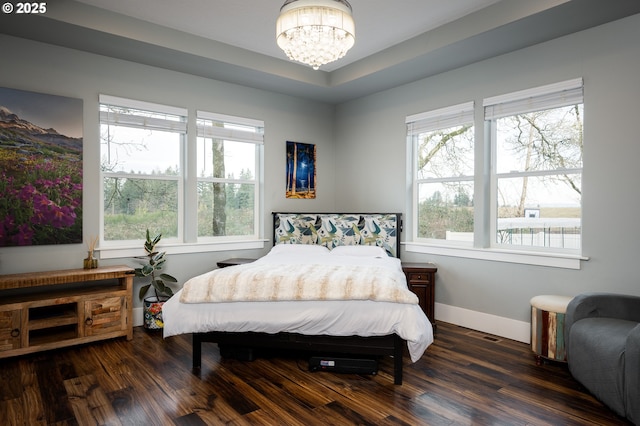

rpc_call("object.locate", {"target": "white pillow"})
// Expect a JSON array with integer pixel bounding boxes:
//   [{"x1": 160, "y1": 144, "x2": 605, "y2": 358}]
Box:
[
  {"x1": 269, "y1": 243, "x2": 330, "y2": 255},
  {"x1": 329, "y1": 245, "x2": 388, "y2": 258}
]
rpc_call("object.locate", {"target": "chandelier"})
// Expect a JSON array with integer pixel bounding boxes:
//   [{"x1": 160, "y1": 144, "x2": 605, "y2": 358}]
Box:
[{"x1": 276, "y1": 0, "x2": 355, "y2": 70}]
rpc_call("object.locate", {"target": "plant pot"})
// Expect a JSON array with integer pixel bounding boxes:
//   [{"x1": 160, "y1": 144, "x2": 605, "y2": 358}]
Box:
[{"x1": 143, "y1": 296, "x2": 169, "y2": 330}]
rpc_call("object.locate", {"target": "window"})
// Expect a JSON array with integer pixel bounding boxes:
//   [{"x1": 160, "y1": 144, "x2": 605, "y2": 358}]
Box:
[
  {"x1": 99, "y1": 96, "x2": 264, "y2": 251},
  {"x1": 407, "y1": 79, "x2": 584, "y2": 267},
  {"x1": 196, "y1": 112, "x2": 263, "y2": 240},
  {"x1": 485, "y1": 79, "x2": 583, "y2": 253},
  {"x1": 100, "y1": 96, "x2": 186, "y2": 242},
  {"x1": 407, "y1": 102, "x2": 475, "y2": 244}
]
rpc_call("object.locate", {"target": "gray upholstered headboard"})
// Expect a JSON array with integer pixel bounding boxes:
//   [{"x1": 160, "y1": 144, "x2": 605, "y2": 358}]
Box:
[{"x1": 272, "y1": 213, "x2": 402, "y2": 258}]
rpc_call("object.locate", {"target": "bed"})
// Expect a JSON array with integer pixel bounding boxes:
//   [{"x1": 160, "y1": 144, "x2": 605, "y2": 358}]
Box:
[{"x1": 162, "y1": 212, "x2": 433, "y2": 384}]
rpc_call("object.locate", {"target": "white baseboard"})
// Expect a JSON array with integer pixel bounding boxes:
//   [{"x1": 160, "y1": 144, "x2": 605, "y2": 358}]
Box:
[
  {"x1": 435, "y1": 302, "x2": 531, "y2": 344},
  {"x1": 133, "y1": 307, "x2": 143, "y2": 327},
  {"x1": 135, "y1": 303, "x2": 531, "y2": 343}
]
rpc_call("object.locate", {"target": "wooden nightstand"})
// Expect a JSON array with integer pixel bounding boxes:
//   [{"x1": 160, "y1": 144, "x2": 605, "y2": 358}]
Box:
[
  {"x1": 216, "y1": 258, "x2": 256, "y2": 268},
  {"x1": 402, "y1": 262, "x2": 437, "y2": 332}
]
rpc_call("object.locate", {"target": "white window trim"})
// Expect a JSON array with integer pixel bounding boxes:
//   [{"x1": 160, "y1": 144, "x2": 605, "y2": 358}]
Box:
[
  {"x1": 98, "y1": 96, "x2": 265, "y2": 251},
  {"x1": 195, "y1": 111, "x2": 264, "y2": 241},
  {"x1": 405, "y1": 79, "x2": 586, "y2": 269},
  {"x1": 197, "y1": 110, "x2": 264, "y2": 129},
  {"x1": 407, "y1": 101, "x2": 475, "y2": 247},
  {"x1": 486, "y1": 78, "x2": 583, "y2": 258},
  {"x1": 483, "y1": 78, "x2": 583, "y2": 119},
  {"x1": 403, "y1": 242, "x2": 587, "y2": 269},
  {"x1": 100, "y1": 97, "x2": 188, "y2": 247},
  {"x1": 98, "y1": 239, "x2": 268, "y2": 260},
  {"x1": 99, "y1": 94, "x2": 187, "y2": 116},
  {"x1": 406, "y1": 101, "x2": 474, "y2": 133}
]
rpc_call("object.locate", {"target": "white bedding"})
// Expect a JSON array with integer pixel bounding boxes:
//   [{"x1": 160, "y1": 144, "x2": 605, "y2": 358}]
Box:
[{"x1": 163, "y1": 244, "x2": 433, "y2": 362}]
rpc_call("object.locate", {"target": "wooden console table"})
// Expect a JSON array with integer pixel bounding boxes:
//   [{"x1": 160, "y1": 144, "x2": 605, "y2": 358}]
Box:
[{"x1": 0, "y1": 265, "x2": 134, "y2": 359}]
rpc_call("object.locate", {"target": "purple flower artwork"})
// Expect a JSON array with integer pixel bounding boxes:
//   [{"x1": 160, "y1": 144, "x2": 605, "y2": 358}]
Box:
[{"x1": 0, "y1": 87, "x2": 83, "y2": 246}]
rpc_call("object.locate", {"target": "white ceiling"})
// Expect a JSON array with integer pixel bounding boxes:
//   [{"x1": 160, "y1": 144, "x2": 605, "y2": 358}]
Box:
[
  {"x1": 1, "y1": 0, "x2": 640, "y2": 103},
  {"x1": 73, "y1": 0, "x2": 502, "y2": 72}
]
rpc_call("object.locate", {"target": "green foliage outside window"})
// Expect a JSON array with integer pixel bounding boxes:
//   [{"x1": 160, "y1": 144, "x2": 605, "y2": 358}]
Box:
[{"x1": 103, "y1": 175, "x2": 178, "y2": 240}]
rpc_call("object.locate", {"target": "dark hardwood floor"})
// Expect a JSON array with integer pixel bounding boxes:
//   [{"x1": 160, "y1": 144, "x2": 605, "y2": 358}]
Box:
[{"x1": 0, "y1": 322, "x2": 632, "y2": 425}]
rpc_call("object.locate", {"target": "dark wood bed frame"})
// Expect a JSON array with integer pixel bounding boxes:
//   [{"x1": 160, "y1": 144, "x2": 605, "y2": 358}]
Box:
[{"x1": 191, "y1": 212, "x2": 407, "y2": 384}]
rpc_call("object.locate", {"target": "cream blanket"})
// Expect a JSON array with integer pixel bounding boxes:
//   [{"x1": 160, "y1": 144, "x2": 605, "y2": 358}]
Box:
[{"x1": 179, "y1": 263, "x2": 418, "y2": 305}]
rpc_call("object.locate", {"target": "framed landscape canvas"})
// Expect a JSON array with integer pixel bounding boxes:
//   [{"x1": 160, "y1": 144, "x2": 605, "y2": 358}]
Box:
[
  {"x1": 0, "y1": 87, "x2": 83, "y2": 246},
  {"x1": 286, "y1": 141, "x2": 316, "y2": 199}
]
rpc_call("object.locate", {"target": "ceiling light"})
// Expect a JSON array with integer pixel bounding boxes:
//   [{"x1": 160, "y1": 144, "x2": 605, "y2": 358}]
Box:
[{"x1": 276, "y1": 0, "x2": 355, "y2": 70}]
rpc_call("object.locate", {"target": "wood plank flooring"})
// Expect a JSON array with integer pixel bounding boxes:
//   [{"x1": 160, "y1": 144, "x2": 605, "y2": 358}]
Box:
[{"x1": 0, "y1": 322, "x2": 632, "y2": 425}]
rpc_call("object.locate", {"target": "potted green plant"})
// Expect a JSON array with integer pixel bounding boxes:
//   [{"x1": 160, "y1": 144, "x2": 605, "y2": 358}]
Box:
[{"x1": 134, "y1": 229, "x2": 178, "y2": 330}]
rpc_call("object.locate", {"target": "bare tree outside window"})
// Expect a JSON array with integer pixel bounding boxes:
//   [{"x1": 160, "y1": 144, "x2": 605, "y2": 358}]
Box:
[
  {"x1": 495, "y1": 104, "x2": 583, "y2": 249},
  {"x1": 416, "y1": 124, "x2": 474, "y2": 241},
  {"x1": 408, "y1": 80, "x2": 583, "y2": 255}
]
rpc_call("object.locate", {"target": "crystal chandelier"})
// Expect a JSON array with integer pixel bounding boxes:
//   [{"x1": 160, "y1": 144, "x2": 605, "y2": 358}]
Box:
[{"x1": 276, "y1": 0, "x2": 355, "y2": 70}]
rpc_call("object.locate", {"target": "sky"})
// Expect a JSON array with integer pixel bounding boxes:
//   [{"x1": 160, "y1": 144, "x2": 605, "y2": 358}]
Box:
[{"x1": 0, "y1": 86, "x2": 83, "y2": 138}]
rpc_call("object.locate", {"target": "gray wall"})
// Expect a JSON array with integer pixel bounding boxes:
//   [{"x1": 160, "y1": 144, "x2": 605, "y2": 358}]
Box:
[
  {"x1": 334, "y1": 14, "x2": 640, "y2": 323},
  {"x1": 0, "y1": 35, "x2": 336, "y2": 299},
  {"x1": 1, "y1": 14, "x2": 639, "y2": 322}
]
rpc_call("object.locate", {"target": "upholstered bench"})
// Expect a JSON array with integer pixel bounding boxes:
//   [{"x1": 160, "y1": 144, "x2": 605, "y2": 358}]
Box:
[{"x1": 530, "y1": 295, "x2": 573, "y2": 365}]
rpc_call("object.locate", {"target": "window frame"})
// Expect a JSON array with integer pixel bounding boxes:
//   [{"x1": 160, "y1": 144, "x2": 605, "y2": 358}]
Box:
[
  {"x1": 406, "y1": 101, "x2": 475, "y2": 246},
  {"x1": 98, "y1": 95, "x2": 266, "y2": 259},
  {"x1": 195, "y1": 110, "x2": 263, "y2": 242},
  {"x1": 405, "y1": 79, "x2": 586, "y2": 269},
  {"x1": 486, "y1": 79, "x2": 583, "y2": 255}
]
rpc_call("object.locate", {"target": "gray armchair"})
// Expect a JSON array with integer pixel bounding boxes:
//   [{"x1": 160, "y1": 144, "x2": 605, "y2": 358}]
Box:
[{"x1": 565, "y1": 292, "x2": 640, "y2": 424}]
